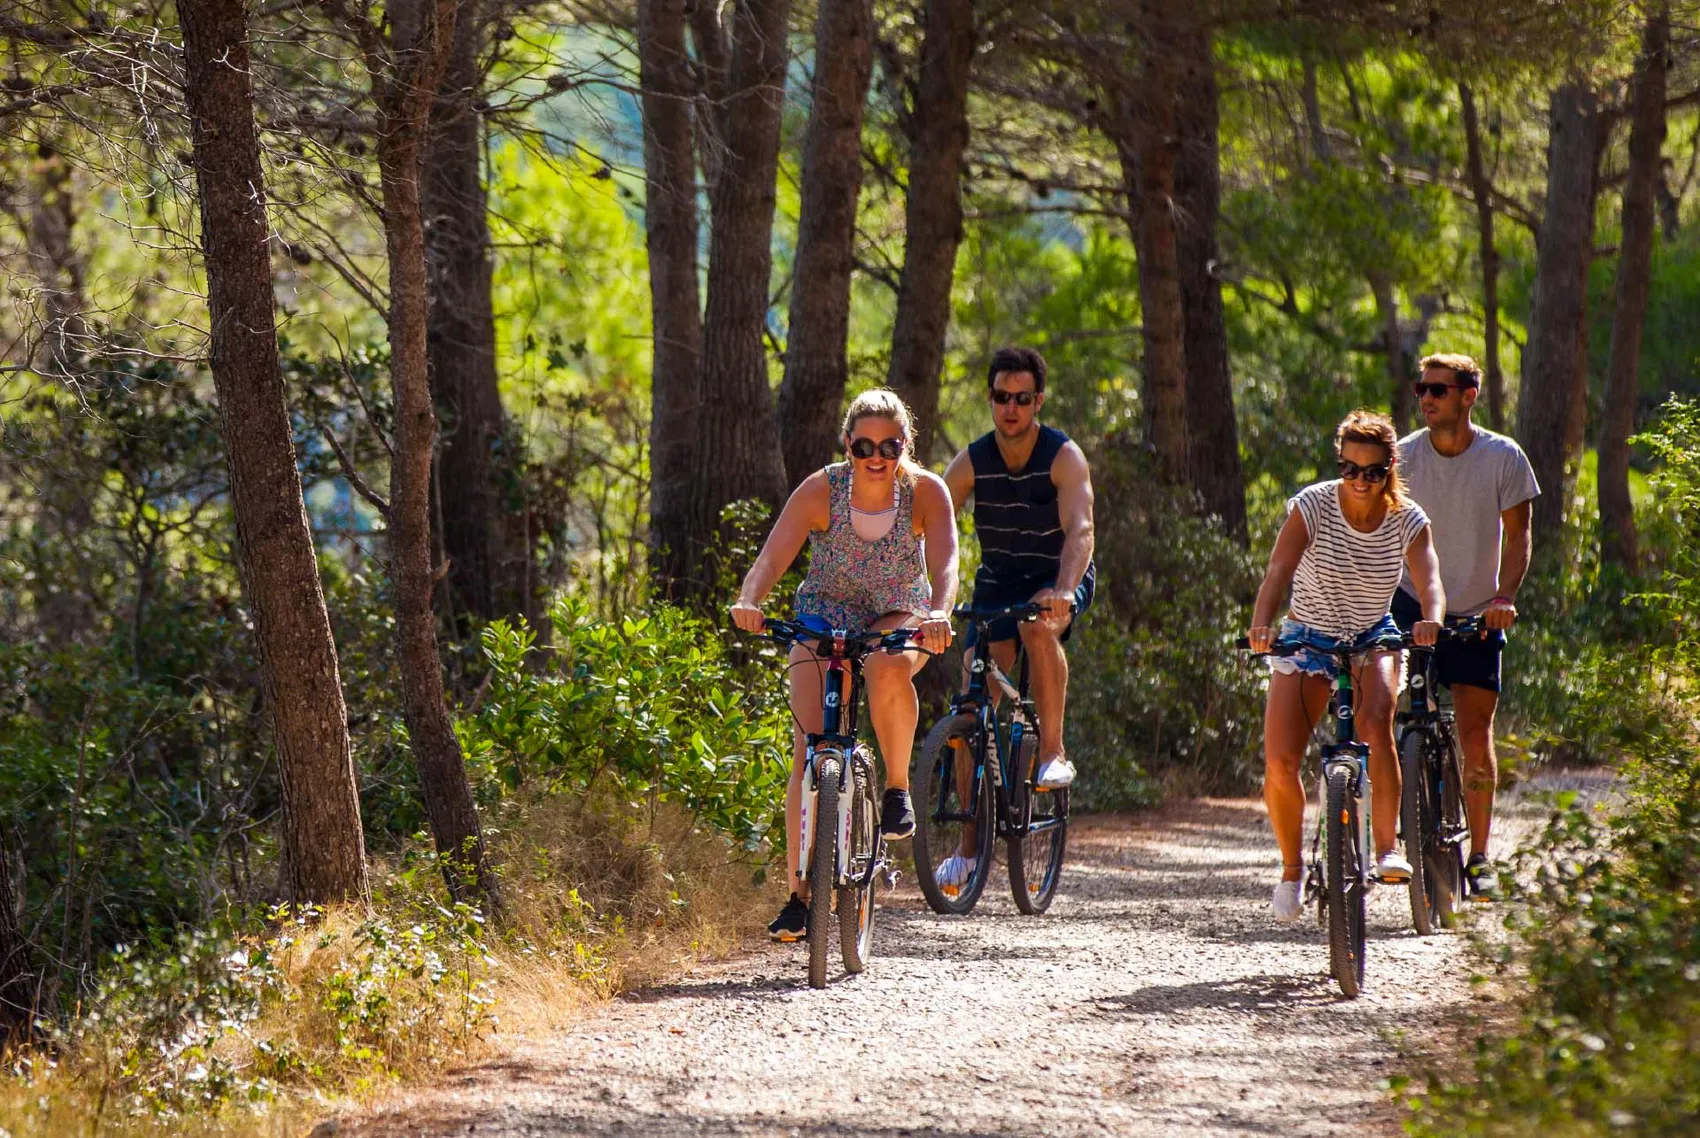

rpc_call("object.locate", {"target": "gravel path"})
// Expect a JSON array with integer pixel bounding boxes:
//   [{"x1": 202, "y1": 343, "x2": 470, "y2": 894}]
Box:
[{"x1": 345, "y1": 786, "x2": 1564, "y2": 1138}]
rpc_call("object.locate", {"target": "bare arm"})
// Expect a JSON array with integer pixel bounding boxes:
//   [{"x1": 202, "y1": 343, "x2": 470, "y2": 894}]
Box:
[
  {"x1": 942, "y1": 446, "x2": 975, "y2": 513},
  {"x1": 1404, "y1": 525, "x2": 1444, "y2": 645},
  {"x1": 1485, "y1": 499, "x2": 1532, "y2": 631},
  {"x1": 1050, "y1": 441, "x2": 1095, "y2": 597},
  {"x1": 1247, "y1": 509, "x2": 1309, "y2": 650},
  {"x1": 912, "y1": 472, "x2": 960, "y2": 653},
  {"x1": 730, "y1": 473, "x2": 828, "y2": 628}
]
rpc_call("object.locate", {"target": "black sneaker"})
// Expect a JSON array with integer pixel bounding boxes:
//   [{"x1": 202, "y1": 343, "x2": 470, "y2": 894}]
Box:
[
  {"x1": 880, "y1": 788, "x2": 916, "y2": 840},
  {"x1": 767, "y1": 893, "x2": 808, "y2": 942},
  {"x1": 1465, "y1": 853, "x2": 1501, "y2": 902}
]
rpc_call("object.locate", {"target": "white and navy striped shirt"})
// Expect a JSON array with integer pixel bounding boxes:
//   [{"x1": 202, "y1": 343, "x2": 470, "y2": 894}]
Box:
[{"x1": 1286, "y1": 480, "x2": 1428, "y2": 641}]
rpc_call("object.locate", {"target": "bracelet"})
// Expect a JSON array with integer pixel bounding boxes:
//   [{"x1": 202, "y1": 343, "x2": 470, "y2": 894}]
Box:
[{"x1": 1490, "y1": 594, "x2": 1514, "y2": 606}]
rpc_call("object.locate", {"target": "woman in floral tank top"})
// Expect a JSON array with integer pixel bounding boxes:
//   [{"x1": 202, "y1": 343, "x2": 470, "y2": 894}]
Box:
[{"x1": 732, "y1": 390, "x2": 959, "y2": 942}]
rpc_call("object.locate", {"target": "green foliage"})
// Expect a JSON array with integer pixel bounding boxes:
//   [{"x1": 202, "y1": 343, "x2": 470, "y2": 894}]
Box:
[{"x1": 462, "y1": 596, "x2": 792, "y2": 850}]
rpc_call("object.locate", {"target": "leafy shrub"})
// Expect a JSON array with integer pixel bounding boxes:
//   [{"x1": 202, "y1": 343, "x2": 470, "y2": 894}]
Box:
[{"x1": 461, "y1": 595, "x2": 792, "y2": 850}]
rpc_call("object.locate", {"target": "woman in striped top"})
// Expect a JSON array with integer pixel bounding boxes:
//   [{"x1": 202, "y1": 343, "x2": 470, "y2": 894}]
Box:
[{"x1": 1246, "y1": 410, "x2": 1444, "y2": 922}]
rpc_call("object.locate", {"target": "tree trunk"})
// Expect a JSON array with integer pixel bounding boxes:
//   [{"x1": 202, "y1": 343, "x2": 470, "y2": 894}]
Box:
[
  {"x1": 179, "y1": 0, "x2": 369, "y2": 905},
  {"x1": 1459, "y1": 83, "x2": 1506, "y2": 432},
  {"x1": 1129, "y1": 2, "x2": 1189, "y2": 484},
  {"x1": 776, "y1": 0, "x2": 875, "y2": 485},
  {"x1": 1517, "y1": 80, "x2": 1605, "y2": 543},
  {"x1": 1172, "y1": 17, "x2": 1243, "y2": 539},
  {"x1": 639, "y1": 0, "x2": 704, "y2": 599},
  {"x1": 372, "y1": 0, "x2": 499, "y2": 911},
  {"x1": 0, "y1": 836, "x2": 38, "y2": 1046},
  {"x1": 885, "y1": 0, "x2": 974, "y2": 464},
  {"x1": 1370, "y1": 274, "x2": 1413, "y2": 436},
  {"x1": 1599, "y1": 9, "x2": 1669, "y2": 570},
  {"x1": 423, "y1": 0, "x2": 532, "y2": 634},
  {"x1": 687, "y1": 0, "x2": 791, "y2": 595}
]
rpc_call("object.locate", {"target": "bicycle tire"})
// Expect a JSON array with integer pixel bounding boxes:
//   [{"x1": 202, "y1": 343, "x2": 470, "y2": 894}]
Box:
[
  {"x1": 913, "y1": 713, "x2": 995, "y2": 915},
  {"x1": 1435, "y1": 734, "x2": 1467, "y2": 920},
  {"x1": 838, "y1": 759, "x2": 876, "y2": 974},
  {"x1": 809, "y1": 754, "x2": 841, "y2": 989},
  {"x1": 1399, "y1": 730, "x2": 1436, "y2": 935},
  {"x1": 1325, "y1": 766, "x2": 1365, "y2": 997},
  {"x1": 1008, "y1": 776, "x2": 1067, "y2": 915}
]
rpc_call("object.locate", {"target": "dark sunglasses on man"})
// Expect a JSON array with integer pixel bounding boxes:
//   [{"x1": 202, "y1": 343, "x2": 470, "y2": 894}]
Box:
[
  {"x1": 849, "y1": 436, "x2": 905, "y2": 461},
  {"x1": 989, "y1": 390, "x2": 1037, "y2": 407},
  {"x1": 1412, "y1": 375, "x2": 1478, "y2": 399},
  {"x1": 1337, "y1": 459, "x2": 1390, "y2": 484}
]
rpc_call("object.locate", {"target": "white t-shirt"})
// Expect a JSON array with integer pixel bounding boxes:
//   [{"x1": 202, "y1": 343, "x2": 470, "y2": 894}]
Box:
[
  {"x1": 1396, "y1": 428, "x2": 1540, "y2": 615},
  {"x1": 1287, "y1": 480, "x2": 1430, "y2": 640}
]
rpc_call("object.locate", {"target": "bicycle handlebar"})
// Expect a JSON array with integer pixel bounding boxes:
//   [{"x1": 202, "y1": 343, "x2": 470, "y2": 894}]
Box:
[
  {"x1": 1234, "y1": 615, "x2": 1488, "y2": 658},
  {"x1": 758, "y1": 619, "x2": 932, "y2": 657},
  {"x1": 951, "y1": 600, "x2": 1077, "y2": 624}
]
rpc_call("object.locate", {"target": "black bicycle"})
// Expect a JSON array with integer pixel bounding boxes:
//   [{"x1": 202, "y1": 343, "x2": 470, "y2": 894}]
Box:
[
  {"x1": 758, "y1": 620, "x2": 921, "y2": 988},
  {"x1": 1397, "y1": 618, "x2": 1482, "y2": 935},
  {"x1": 1239, "y1": 631, "x2": 1402, "y2": 998},
  {"x1": 912, "y1": 602, "x2": 1071, "y2": 917}
]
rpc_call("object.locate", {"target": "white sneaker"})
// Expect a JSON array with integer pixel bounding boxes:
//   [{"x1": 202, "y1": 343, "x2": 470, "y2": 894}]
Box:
[
  {"x1": 1272, "y1": 870, "x2": 1307, "y2": 923},
  {"x1": 1376, "y1": 850, "x2": 1413, "y2": 884},
  {"x1": 936, "y1": 855, "x2": 976, "y2": 896},
  {"x1": 1035, "y1": 757, "x2": 1076, "y2": 789}
]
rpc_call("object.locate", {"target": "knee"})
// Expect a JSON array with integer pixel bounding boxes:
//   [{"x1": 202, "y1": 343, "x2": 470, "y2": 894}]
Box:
[
  {"x1": 1263, "y1": 748, "x2": 1303, "y2": 782},
  {"x1": 1017, "y1": 620, "x2": 1060, "y2": 651},
  {"x1": 864, "y1": 654, "x2": 913, "y2": 691}
]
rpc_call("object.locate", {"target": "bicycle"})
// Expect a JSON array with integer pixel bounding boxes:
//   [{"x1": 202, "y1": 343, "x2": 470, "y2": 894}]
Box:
[
  {"x1": 1397, "y1": 617, "x2": 1482, "y2": 934},
  {"x1": 756, "y1": 619, "x2": 922, "y2": 989},
  {"x1": 1238, "y1": 630, "x2": 1403, "y2": 998},
  {"x1": 912, "y1": 602, "x2": 1071, "y2": 918}
]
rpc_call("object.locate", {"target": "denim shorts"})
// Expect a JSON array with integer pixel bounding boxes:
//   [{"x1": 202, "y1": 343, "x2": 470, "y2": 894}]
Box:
[{"x1": 1269, "y1": 615, "x2": 1402, "y2": 680}]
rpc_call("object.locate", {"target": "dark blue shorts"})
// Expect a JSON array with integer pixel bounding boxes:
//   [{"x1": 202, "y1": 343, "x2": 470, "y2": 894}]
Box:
[
  {"x1": 1391, "y1": 589, "x2": 1505, "y2": 694},
  {"x1": 966, "y1": 563, "x2": 1096, "y2": 648}
]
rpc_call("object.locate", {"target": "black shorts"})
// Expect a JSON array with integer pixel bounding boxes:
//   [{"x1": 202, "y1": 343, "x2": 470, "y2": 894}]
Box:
[
  {"x1": 966, "y1": 563, "x2": 1096, "y2": 648},
  {"x1": 1391, "y1": 589, "x2": 1504, "y2": 694}
]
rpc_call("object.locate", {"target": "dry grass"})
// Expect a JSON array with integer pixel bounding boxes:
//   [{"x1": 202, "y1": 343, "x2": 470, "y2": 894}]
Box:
[{"x1": 0, "y1": 795, "x2": 772, "y2": 1138}]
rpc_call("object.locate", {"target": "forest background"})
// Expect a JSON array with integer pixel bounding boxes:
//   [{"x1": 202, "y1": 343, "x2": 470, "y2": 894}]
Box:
[{"x1": 4, "y1": 0, "x2": 1700, "y2": 1133}]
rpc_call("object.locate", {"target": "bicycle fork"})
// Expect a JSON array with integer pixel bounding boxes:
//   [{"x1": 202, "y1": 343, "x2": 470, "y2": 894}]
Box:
[{"x1": 797, "y1": 743, "x2": 855, "y2": 890}]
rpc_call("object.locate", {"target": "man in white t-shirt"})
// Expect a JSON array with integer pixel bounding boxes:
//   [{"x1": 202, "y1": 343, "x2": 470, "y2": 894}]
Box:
[{"x1": 1390, "y1": 352, "x2": 1539, "y2": 901}]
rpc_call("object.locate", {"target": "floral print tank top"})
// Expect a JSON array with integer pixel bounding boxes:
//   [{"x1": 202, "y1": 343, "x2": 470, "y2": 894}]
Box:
[{"x1": 795, "y1": 464, "x2": 932, "y2": 630}]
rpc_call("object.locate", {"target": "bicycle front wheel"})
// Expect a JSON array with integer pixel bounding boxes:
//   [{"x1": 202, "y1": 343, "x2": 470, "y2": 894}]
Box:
[
  {"x1": 838, "y1": 758, "x2": 877, "y2": 974},
  {"x1": 1008, "y1": 777, "x2": 1067, "y2": 915},
  {"x1": 913, "y1": 713, "x2": 994, "y2": 915},
  {"x1": 809, "y1": 755, "x2": 841, "y2": 989},
  {"x1": 1400, "y1": 730, "x2": 1436, "y2": 935},
  {"x1": 1325, "y1": 766, "x2": 1366, "y2": 998}
]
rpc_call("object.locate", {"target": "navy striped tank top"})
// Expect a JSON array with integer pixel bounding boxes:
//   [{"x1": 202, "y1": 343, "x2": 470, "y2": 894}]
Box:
[{"x1": 969, "y1": 425, "x2": 1072, "y2": 598}]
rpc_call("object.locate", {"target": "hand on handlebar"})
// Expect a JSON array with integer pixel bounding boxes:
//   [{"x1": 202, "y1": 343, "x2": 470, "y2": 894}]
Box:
[
  {"x1": 1246, "y1": 624, "x2": 1275, "y2": 655},
  {"x1": 1411, "y1": 619, "x2": 1441, "y2": 647},
  {"x1": 1032, "y1": 588, "x2": 1075, "y2": 629},
  {"x1": 918, "y1": 611, "x2": 954, "y2": 655},
  {"x1": 730, "y1": 599, "x2": 765, "y2": 634},
  {"x1": 1482, "y1": 597, "x2": 1517, "y2": 632}
]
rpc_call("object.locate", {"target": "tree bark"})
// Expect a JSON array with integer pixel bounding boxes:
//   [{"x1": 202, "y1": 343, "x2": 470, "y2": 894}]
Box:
[
  {"x1": 885, "y1": 0, "x2": 974, "y2": 465},
  {"x1": 1599, "y1": 9, "x2": 1669, "y2": 570},
  {"x1": 686, "y1": 0, "x2": 791, "y2": 596},
  {"x1": 0, "y1": 836, "x2": 38, "y2": 1046},
  {"x1": 1128, "y1": 1, "x2": 1189, "y2": 485},
  {"x1": 367, "y1": 0, "x2": 500, "y2": 910},
  {"x1": 178, "y1": 0, "x2": 369, "y2": 905},
  {"x1": 1517, "y1": 80, "x2": 1605, "y2": 543},
  {"x1": 776, "y1": 0, "x2": 875, "y2": 485},
  {"x1": 639, "y1": 0, "x2": 703, "y2": 599},
  {"x1": 423, "y1": 0, "x2": 532, "y2": 634},
  {"x1": 1172, "y1": 18, "x2": 1244, "y2": 539},
  {"x1": 1459, "y1": 83, "x2": 1506, "y2": 432}
]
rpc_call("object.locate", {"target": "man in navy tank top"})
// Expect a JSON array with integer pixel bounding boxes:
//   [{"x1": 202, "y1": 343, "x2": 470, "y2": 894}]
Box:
[{"x1": 944, "y1": 346, "x2": 1097, "y2": 790}]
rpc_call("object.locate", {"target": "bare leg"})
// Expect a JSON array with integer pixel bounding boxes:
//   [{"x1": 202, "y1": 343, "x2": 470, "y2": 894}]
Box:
[
  {"x1": 1264, "y1": 669, "x2": 1330, "y2": 880},
  {"x1": 1353, "y1": 651, "x2": 1402, "y2": 857},
  {"x1": 1451, "y1": 684, "x2": 1500, "y2": 858},
  {"x1": 864, "y1": 612, "x2": 929, "y2": 792},
  {"x1": 1019, "y1": 606, "x2": 1070, "y2": 763}
]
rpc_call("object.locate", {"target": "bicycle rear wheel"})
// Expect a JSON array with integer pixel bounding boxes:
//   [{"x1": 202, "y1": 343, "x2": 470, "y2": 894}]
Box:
[
  {"x1": 913, "y1": 713, "x2": 994, "y2": 915},
  {"x1": 809, "y1": 755, "x2": 841, "y2": 989},
  {"x1": 1400, "y1": 730, "x2": 1436, "y2": 935},
  {"x1": 838, "y1": 757, "x2": 877, "y2": 974},
  {"x1": 1008, "y1": 777, "x2": 1067, "y2": 915},
  {"x1": 1325, "y1": 766, "x2": 1366, "y2": 997}
]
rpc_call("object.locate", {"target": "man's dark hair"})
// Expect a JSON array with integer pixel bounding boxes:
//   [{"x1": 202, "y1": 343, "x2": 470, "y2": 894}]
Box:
[
  {"x1": 1419, "y1": 352, "x2": 1482, "y2": 389},
  {"x1": 987, "y1": 346, "x2": 1047, "y2": 393}
]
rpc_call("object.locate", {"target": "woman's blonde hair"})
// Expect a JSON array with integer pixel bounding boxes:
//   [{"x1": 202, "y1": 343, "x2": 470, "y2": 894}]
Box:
[
  {"x1": 841, "y1": 388, "x2": 922, "y2": 483},
  {"x1": 1335, "y1": 408, "x2": 1408, "y2": 507}
]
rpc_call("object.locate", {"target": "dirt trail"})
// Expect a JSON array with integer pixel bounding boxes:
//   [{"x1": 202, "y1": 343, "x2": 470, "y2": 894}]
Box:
[{"x1": 346, "y1": 783, "x2": 1570, "y2": 1138}]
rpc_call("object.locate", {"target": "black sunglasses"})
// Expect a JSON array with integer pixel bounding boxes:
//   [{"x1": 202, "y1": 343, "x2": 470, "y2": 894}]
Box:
[
  {"x1": 1412, "y1": 381, "x2": 1466, "y2": 399},
  {"x1": 849, "y1": 436, "x2": 904, "y2": 461},
  {"x1": 989, "y1": 390, "x2": 1037, "y2": 406},
  {"x1": 1338, "y1": 460, "x2": 1391, "y2": 484}
]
